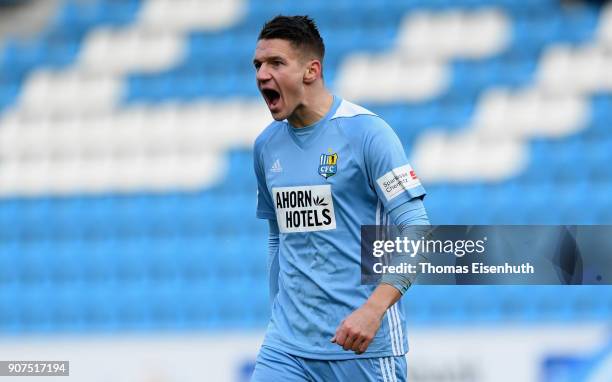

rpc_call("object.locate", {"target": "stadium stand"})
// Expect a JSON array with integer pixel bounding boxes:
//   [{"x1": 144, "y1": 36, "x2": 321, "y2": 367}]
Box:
[{"x1": 0, "y1": 0, "x2": 610, "y2": 335}]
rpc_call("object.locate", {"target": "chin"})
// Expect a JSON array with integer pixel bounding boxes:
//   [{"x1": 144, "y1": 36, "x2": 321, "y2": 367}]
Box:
[{"x1": 270, "y1": 109, "x2": 289, "y2": 121}]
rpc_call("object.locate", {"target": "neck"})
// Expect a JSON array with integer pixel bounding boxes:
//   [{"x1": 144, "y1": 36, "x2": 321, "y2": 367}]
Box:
[{"x1": 288, "y1": 88, "x2": 334, "y2": 128}]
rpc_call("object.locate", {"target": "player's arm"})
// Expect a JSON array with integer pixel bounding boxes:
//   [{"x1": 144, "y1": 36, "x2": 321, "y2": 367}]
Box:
[
  {"x1": 253, "y1": 135, "x2": 279, "y2": 305},
  {"x1": 332, "y1": 116, "x2": 428, "y2": 354},
  {"x1": 380, "y1": 196, "x2": 430, "y2": 293},
  {"x1": 331, "y1": 282, "x2": 399, "y2": 353},
  {"x1": 267, "y1": 219, "x2": 280, "y2": 304},
  {"x1": 332, "y1": 197, "x2": 430, "y2": 354}
]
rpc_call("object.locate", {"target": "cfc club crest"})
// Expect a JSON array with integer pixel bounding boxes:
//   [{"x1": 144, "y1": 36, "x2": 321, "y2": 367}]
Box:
[{"x1": 318, "y1": 151, "x2": 338, "y2": 179}]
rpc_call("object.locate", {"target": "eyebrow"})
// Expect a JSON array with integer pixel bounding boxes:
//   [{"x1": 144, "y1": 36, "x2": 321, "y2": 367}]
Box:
[{"x1": 253, "y1": 55, "x2": 286, "y2": 65}]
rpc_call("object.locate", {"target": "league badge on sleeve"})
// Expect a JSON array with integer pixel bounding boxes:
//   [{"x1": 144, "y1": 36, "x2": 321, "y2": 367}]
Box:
[{"x1": 318, "y1": 150, "x2": 338, "y2": 179}]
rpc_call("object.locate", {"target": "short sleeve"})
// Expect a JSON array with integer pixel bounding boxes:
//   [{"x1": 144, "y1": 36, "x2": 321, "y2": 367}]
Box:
[
  {"x1": 364, "y1": 119, "x2": 426, "y2": 211},
  {"x1": 253, "y1": 143, "x2": 276, "y2": 220}
]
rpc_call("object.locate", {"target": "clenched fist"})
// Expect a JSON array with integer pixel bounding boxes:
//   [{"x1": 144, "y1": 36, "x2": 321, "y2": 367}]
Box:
[{"x1": 331, "y1": 303, "x2": 384, "y2": 354}]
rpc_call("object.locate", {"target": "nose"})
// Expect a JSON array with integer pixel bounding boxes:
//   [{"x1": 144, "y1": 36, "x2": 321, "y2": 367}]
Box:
[{"x1": 256, "y1": 63, "x2": 271, "y2": 82}]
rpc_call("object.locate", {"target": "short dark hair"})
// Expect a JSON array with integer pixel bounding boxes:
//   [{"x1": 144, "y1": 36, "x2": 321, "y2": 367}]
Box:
[{"x1": 258, "y1": 15, "x2": 325, "y2": 62}]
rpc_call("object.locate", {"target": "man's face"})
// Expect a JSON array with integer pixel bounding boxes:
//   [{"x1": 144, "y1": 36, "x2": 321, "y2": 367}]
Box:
[{"x1": 253, "y1": 38, "x2": 307, "y2": 121}]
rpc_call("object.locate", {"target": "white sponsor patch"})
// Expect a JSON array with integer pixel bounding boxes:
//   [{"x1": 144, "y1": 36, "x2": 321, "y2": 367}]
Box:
[
  {"x1": 376, "y1": 164, "x2": 421, "y2": 201},
  {"x1": 272, "y1": 185, "x2": 336, "y2": 233}
]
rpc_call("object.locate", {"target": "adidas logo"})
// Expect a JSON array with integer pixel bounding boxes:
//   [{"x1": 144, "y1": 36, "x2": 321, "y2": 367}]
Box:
[{"x1": 270, "y1": 159, "x2": 283, "y2": 173}]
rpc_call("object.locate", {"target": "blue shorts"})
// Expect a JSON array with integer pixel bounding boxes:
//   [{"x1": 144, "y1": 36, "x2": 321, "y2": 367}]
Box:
[{"x1": 251, "y1": 345, "x2": 407, "y2": 382}]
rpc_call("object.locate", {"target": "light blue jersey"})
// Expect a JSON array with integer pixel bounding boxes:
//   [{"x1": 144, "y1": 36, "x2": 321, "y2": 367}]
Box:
[{"x1": 254, "y1": 96, "x2": 426, "y2": 360}]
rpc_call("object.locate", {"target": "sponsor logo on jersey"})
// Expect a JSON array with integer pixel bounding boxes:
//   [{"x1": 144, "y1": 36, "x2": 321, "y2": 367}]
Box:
[
  {"x1": 272, "y1": 185, "x2": 336, "y2": 233},
  {"x1": 318, "y1": 152, "x2": 338, "y2": 179},
  {"x1": 270, "y1": 159, "x2": 283, "y2": 173},
  {"x1": 376, "y1": 164, "x2": 421, "y2": 201}
]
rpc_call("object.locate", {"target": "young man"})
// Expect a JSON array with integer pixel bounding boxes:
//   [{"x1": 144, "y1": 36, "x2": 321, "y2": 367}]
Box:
[{"x1": 251, "y1": 15, "x2": 429, "y2": 381}]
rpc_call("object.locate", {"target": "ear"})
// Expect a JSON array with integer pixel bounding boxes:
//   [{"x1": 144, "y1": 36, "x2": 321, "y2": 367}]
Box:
[{"x1": 303, "y1": 60, "x2": 321, "y2": 84}]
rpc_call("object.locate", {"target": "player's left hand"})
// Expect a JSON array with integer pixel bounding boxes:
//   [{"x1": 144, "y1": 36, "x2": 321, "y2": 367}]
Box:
[{"x1": 331, "y1": 304, "x2": 383, "y2": 354}]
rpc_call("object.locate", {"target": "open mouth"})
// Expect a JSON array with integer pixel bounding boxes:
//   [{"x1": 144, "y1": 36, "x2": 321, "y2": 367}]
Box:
[{"x1": 262, "y1": 88, "x2": 281, "y2": 108}]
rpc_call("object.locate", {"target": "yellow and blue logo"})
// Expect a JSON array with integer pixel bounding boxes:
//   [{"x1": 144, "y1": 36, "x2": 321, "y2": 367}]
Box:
[{"x1": 318, "y1": 150, "x2": 338, "y2": 179}]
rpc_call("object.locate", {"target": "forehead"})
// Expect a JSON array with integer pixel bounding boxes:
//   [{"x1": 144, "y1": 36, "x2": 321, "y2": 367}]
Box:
[{"x1": 254, "y1": 38, "x2": 300, "y2": 61}]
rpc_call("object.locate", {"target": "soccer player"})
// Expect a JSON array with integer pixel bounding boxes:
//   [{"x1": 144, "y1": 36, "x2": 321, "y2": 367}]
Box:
[{"x1": 251, "y1": 15, "x2": 430, "y2": 381}]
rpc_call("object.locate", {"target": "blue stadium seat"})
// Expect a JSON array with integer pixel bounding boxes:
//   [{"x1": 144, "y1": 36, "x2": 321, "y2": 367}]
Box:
[
  {"x1": 0, "y1": 284, "x2": 19, "y2": 332},
  {"x1": 52, "y1": 240, "x2": 87, "y2": 283},
  {"x1": 147, "y1": 281, "x2": 184, "y2": 329},
  {"x1": 119, "y1": 237, "x2": 155, "y2": 281},
  {"x1": 54, "y1": 285, "x2": 87, "y2": 332},
  {"x1": 0, "y1": 240, "x2": 19, "y2": 285},
  {"x1": 557, "y1": 5, "x2": 598, "y2": 43},
  {"x1": 590, "y1": 95, "x2": 612, "y2": 134},
  {"x1": 83, "y1": 239, "x2": 119, "y2": 282},
  {"x1": 0, "y1": 79, "x2": 18, "y2": 111},
  {"x1": 567, "y1": 286, "x2": 612, "y2": 321},
  {"x1": 82, "y1": 283, "x2": 120, "y2": 331},
  {"x1": 19, "y1": 240, "x2": 55, "y2": 284},
  {"x1": 0, "y1": 200, "x2": 21, "y2": 240},
  {"x1": 181, "y1": 280, "x2": 222, "y2": 329},
  {"x1": 19, "y1": 285, "x2": 56, "y2": 332}
]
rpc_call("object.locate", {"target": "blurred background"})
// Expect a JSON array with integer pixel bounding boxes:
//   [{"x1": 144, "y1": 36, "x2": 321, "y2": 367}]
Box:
[{"x1": 0, "y1": 0, "x2": 611, "y2": 381}]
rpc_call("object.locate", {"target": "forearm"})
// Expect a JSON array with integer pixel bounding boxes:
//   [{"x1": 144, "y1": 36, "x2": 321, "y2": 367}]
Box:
[
  {"x1": 380, "y1": 197, "x2": 431, "y2": 294},
  {"x1": 267, "y1": 219, "x2": 280, "y2": 304},
  {"x1": 362, "y1": 199, "x2": 430, "y2": 322},
  {"x1": 332, "y1": 283, "x2": 403, "y2": 353},
  {"x1": 332, "y1": 201, "x2": 428, "y2": 354},
  {"x1": 363, "y1": 283, "x2": 402, "y2": 318}
]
